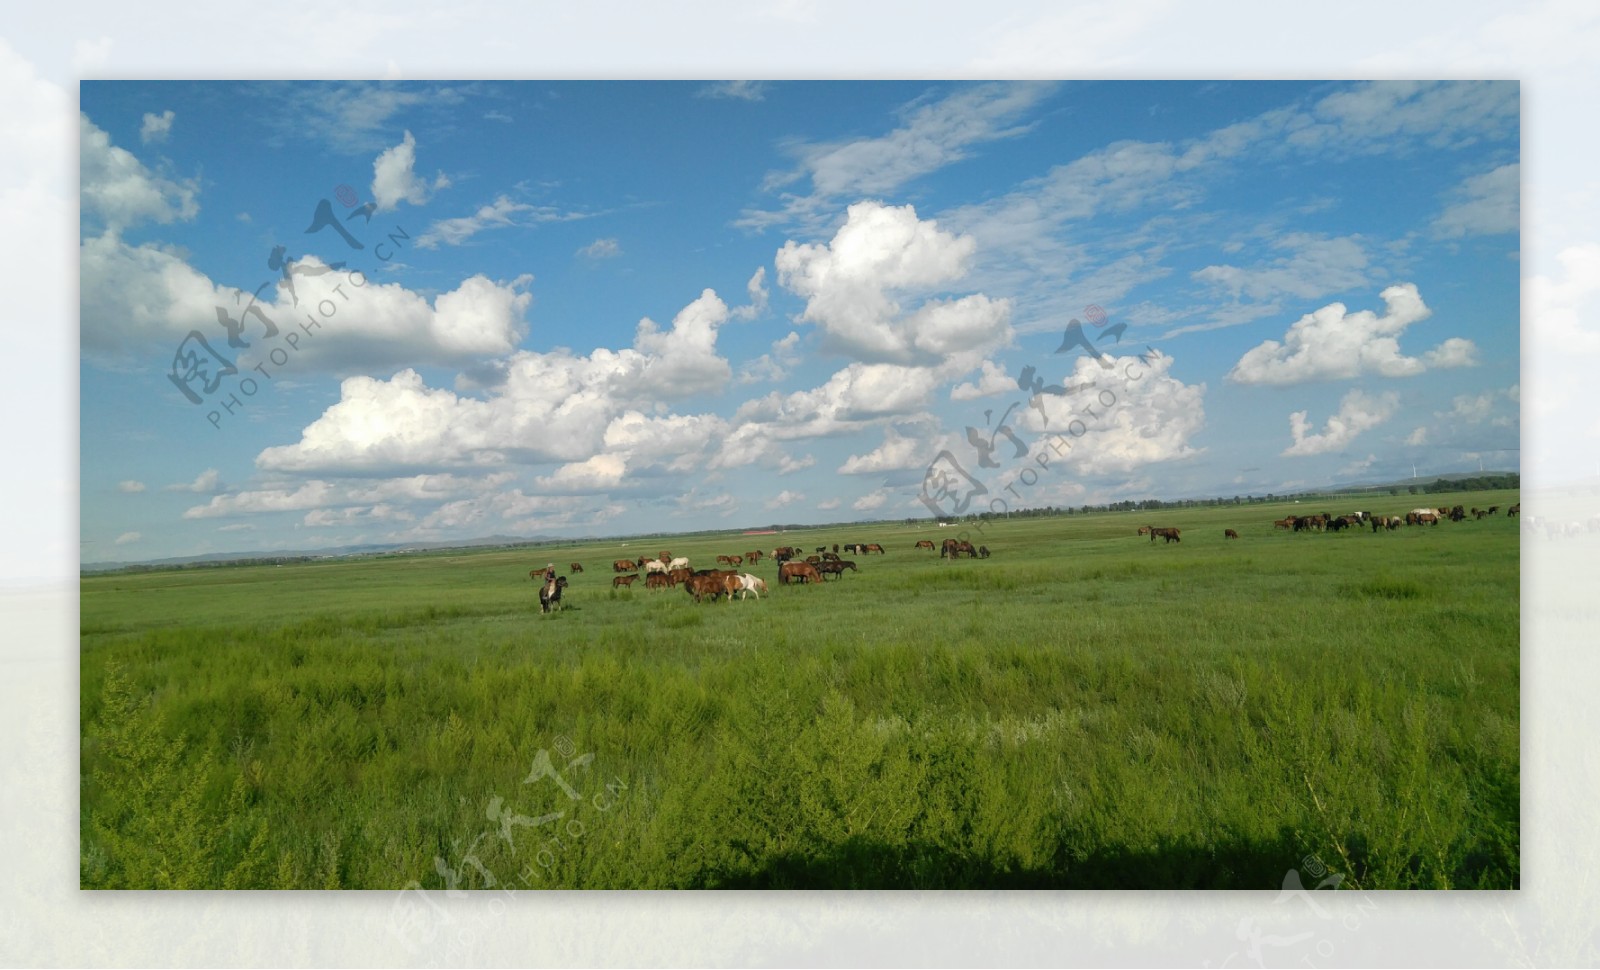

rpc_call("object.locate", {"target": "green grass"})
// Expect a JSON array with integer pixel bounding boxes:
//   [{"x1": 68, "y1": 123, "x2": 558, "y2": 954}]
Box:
[{"x1": 80, "y1": 491, "x2": 1520, "y2": 889}]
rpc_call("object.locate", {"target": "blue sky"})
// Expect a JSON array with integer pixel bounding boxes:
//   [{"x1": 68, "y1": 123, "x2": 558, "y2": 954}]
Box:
[{"x1": 80, "y1": 80, "x2": 1521, "y2": 562}]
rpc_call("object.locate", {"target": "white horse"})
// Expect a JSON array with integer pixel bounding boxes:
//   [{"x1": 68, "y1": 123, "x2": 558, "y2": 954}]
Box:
[
  {"x1": 643, "y1": 559, "x2": 666, "y2": 574},
  {"x1": 668, "y1": 557, "x2": 690, "y2": 571},
  {"x1": 736, "y1": 574, "x2": 767, "y2": 600}
]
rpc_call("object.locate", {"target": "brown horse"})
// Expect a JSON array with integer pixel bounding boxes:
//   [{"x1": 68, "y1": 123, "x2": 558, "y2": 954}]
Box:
[
  {"x1": 612, "y1": 574, "x2": 639, "y2": 588},
  {"x1": 1225, "y1": 529, "x2": 1239, "y2": 539},
  {"x1": 570, "y1": 562, "x2": 584, "y2": 574}
]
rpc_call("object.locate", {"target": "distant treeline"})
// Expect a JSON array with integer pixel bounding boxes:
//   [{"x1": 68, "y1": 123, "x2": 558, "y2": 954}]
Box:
[{"x1": 921, "y1": 473, "x2": 1520, "y2": 525}]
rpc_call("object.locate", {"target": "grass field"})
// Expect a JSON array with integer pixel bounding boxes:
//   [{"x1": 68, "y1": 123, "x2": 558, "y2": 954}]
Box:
[{"x1": 79, "y1": 491, "x2": 1520, "y2": 889}]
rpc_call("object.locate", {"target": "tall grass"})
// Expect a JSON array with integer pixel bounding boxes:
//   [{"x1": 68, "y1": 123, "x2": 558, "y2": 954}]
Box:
[{"x1": 81, "y1": 491, "x2": 1520, "y2": 888}]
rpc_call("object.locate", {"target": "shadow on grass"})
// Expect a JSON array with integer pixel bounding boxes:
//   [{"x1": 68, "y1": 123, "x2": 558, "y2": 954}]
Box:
[{"x1": 699, "y1": 827, "x2": 1518, "y2": 889}]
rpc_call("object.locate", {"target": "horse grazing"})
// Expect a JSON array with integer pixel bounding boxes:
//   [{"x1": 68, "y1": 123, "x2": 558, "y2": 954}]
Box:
[
  {"x1": 863, "y1": 543, "x2": 885, "y2": 554},
  {"x1": 915, "y1": 540, "x2": 936, "y2": 551},
  {"x1": 779, "y1": 562, "x2": 822, "y2": 585},
  {"x1": 977, "y1": 545, "x2": 991, "y2": 558},
  {"x1": 1149, "y1": 527, "x2": 1181, "y2": 543},
  {"x1": 569, "y1": 562, "x2": 584, "y2": 574},
  {"x1": 612, "y1": 574, "x2": 639, "y2": 588},
  {"x1": 1224, "y1": 529, "x2": 1239, "y2": 539},
  {"x1": 818, "y1": 560, "x2": 857, "y2": 580},
  {"x1": 613, "y1": 559, "x2": 637, "y2": 572},
  {"x1": 539, "y1": 575, "x2": 569, "y2": 613}
]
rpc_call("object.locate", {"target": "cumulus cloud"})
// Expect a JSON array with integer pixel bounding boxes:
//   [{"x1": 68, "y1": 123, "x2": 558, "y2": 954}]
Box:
[
  {"x1": 817, "y1": 498, "x2": 841, "y2": 511},
  {"x1": 184, "y1": 481, "x2": 339, "y2": 518},
  {"x1": 80, "y1": 114, "x2": 198, "y2": 232},
  {"x1": 114, "y1": 532, "x2": 141, "y2": 545},
  {"x1": 731, "y1": 267, "x2": 770, "y2": 321},
  {"x1": 852, "y1": 490, "x2": 889, "y2": 512},
  {"x1": 371, "y1": 130, "x2": 448, "y2": 211},
  {"x1": 255, "y1": 288, "x2": 736, "y2": 476},
  {"x1": 139, "y1": 109, "x2": 174, "y2": 144},
  {"x1": 1422, "y1": 337, "x2": 1480, "y2": 369},
  {"x1": 765, "y1": 489, "x2": 805, "y2": 510},
  {"x1": 1012, "y1": 349, "x2": 1206, "y2": 476},
  {"x1": 838, "y1": 427, "x2": 927, "y2": 475},
  {"x1": 80, "y1": 231, "x2": 531, "y2": 369},
  {"x1": 778, "y1": 453, "x2": 815, "y2": 475},
  {"x1": 950, "y1": 359, "x2": 1018, "y2": 400},
  {"x1": 1432, "y1": 162, "x2": 1519, "y2": 238},
  {"x1": 117, "y1": 480, "x2": 146, "y2": 493},
  {"x1": 738, "y1": 331, "x2": 801, "y2": 384},
  {"x1": 1228, "y1": 284, "x2": 1479, "y2": 386},
  {"x1": 775, "y1": 200, "x2": 1012, "y2": 365},
  {"x1": 164, "y1": 468, "x2": 221, "y2": 493},
  {"x1": 535, "y1": 454, "x2": 629, "y2": 493},
  {"x1": 1282, "y1": 389, "x2": 1400, "y2": 456}
]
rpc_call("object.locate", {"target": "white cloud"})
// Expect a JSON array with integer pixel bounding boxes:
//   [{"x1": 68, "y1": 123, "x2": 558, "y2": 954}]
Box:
[
  {"x1": 416, "y1": 195, "x2": 577, "y2": 249},
  {"x1": 775, "y1": 200, "x2": 1012, "y2": 365},
  {"x1": 1337, "y1": 453, "x2": 1380, "y2": 478},
  {"x1": 255, "y1": 288, "x2": 735, "y2": 475},
  {"x1": 1192, "y1": 233, "x2": 1372, "y2": 306},
  {"x1": 183, "y1": 481, "x2": 339, "y2": 519},
  {"x1": 117, "y1": 480, "x2": 145, "y2": 494},
  {"x1": 577, "y1": 237, "x2": 621, "y2": 259},
  {"x1": 778, "y1": 453, "x2": 815, "y2": 475},
  {"x1": 765, "y1": 489, "x2": 805, "y2": 510},
  {"x1": 852, "y1": 490, "x2": 889, "y2": 512},
  {"x1": 80, "y1": 114, "x2": 198, "y2": 232},
  {"x1": 697, "y1": 81, "x2": 767, "y2": 101},
  {"x1": 114, "y1": 532, "x2": 141, "y2": 546},
  {"x1": 738, "y1": 331, "x2": 801, "y2": 384},
  {"x1": 139, "y1": 109, "x2": 175, "y2": 144},
  {"x1": 535, "y1": 454, "x2": 629, "y2": 493},
  {"x1": 164, "y1": 468, "x2": 221, "y2": 493},
  {"x1": 1432, "y1": 162, "x2": 1519, "y2": 238},
  {"x1": 1406, "y1": 426, "x2": 1429, "y2": 447},
  {"x1": 1422, "y1": 337, "x2": 1480, "y2": 369},
  {"x1": 746, "y1": 82, "x2": 1053, "y2": 228},
  {"x1": 838, "y1": 427, "x2": 926, "y2": 475},
  {"x1": 1283, "y1": 389, "x2": 1400, "y2": 456},
  {"x1": 371, "y1": 130, "x2": 448, "y2": 211},
  {"x1": 817, "y1": 498, "x2": 841, "y2": 511},
  {"x1": 1227, "y1": 283, "x2": 1460, "y2": 386},
  {"x1": 80, "y1": 233, "x2": 531, "y2": 369},
  {"x1": 633, "y1": 288, "x2": 734, "y2": 395},
  {"x1": 1013, "y1": 349, "x2": 1207, "y2": 475},
  {"x1": 731, "y1": 267, "x2": 770, "y2": 321},
  {"x1": 950, "y1": 359, "x2": 1018, "y2": 401}
]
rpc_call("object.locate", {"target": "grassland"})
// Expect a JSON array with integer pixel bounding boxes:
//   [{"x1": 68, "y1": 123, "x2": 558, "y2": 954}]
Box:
[{"x1": 79, "y1": 491, "x2": 1520, "y2": 889}]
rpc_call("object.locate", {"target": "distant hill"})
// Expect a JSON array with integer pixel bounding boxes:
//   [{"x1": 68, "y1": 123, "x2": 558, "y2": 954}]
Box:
[{"x1": 81, "y1": 533, "x2": 577, "y2": 574}]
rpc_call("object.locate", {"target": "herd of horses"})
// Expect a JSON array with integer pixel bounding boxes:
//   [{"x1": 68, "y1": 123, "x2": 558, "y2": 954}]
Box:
[
  {"x1": 1135, "y1": 503, "x2": 1521, "y2": 545},
  {"x1": 528, "y1": 537, "x2": 997, "y2": 611}
]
